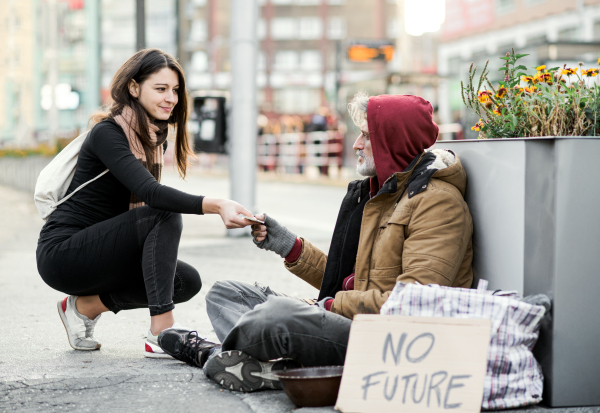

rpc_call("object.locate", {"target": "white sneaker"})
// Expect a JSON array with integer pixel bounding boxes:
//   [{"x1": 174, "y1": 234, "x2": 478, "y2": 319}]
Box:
[
  {"x1": 144, "y1": 322, "x2": 187, "y2": 359},
  {"x1": 57, "y1": 296, "x2": 101, "y2": 351}
]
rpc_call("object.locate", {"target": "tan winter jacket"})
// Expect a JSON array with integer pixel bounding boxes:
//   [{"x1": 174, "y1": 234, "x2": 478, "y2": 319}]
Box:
[{"x1": 285, "y1": 150, "x2": 473, "y2": 319}]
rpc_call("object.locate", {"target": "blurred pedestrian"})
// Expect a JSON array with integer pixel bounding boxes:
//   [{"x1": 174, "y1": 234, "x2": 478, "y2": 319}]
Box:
[{"x1": 36, "y1": 49, "x2": 251, "y2": 357}]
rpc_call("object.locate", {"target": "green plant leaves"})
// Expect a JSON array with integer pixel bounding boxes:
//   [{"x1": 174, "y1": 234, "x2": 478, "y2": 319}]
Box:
[{"x1": 463, "y1": 51, "x2": 599, "y2": 138}]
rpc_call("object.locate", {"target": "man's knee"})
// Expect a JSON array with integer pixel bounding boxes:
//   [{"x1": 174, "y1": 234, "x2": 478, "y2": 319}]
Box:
[
  {"x1": 242, "y1": 296, "x2": 305, "y2": 330},
  {"x1": 205, "y1": 280, "x2": 245, "y2": 313},
  {"x1": 207, "y1": 280, "x2": 237, "y2": 302}
]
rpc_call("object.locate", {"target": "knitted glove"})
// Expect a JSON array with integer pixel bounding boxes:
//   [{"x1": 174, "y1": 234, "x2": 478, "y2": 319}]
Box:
[{"x1": 253, "y1": 214, "x2": 297, "y2": 258}]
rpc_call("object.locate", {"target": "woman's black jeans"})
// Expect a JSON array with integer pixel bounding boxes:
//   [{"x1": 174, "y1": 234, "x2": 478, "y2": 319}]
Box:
[{"x1": 36, "y1": 206, "x2": 201, "y2": 316}]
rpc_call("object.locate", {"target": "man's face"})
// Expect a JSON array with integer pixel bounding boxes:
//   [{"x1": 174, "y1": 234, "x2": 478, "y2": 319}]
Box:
[{"x1": 353, "y1": 120, "x2": 376, "y2": 177}]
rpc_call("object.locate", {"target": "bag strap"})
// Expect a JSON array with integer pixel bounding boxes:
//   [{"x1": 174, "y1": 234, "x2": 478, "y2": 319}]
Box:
[{"x1": 52, "y1": 169, "x2": 110, "y2": 209}]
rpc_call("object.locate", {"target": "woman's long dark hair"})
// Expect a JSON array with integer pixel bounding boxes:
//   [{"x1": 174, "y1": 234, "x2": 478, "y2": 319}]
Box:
[{"x1": 90, "y1": 48, "x2": 193, "y2": 178}]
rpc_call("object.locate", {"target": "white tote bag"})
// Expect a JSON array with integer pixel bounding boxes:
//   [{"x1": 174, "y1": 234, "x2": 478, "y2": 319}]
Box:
[{"x1": 34, "y1": 130, "x2": 108, "y2": 220}]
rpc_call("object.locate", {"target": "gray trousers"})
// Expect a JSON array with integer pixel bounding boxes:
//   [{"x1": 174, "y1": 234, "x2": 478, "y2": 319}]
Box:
[{"x1": 205, "y1": 280, "x2": 351, "y2": 367}]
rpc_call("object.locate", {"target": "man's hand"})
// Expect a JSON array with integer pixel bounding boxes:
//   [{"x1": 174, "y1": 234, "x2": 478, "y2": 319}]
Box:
[
  {"x1": 252, "y1": 213, "x2": 297, "y2": 258},
  {"x1": 251, "y1": 213, "x2": 268, "y2": 242}
]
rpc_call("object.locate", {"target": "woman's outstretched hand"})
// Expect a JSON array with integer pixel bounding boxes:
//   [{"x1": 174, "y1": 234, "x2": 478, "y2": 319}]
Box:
[{"x1": 202, "y1": 198, "x2": 253, "y2": 229}]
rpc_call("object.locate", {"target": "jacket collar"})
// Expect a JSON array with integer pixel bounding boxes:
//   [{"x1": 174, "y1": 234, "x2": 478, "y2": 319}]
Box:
[
  {"x1": 373, "y1": 149, "x2": 461, "y2": 200},
  {"x1": 373, "y1": 152, "x2": 428, "y2": 198}
]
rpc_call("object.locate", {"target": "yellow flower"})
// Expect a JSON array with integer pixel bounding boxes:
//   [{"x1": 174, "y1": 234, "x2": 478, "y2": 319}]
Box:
[
  {"x1": 536, "y1": 65, "x2": 546, "y2": 71},
  {"x1": 495, "y1": 86, "x2": 508, "y2": 99},
  {"x1": 478, "y1": 90, "x2": 492, "y2": 104},
  {"x1": 597, "y1": 58, "x2": 600, "y2": 65},
  {"x1": 523, "y1": 86, "x2": 538, "y2": 94},
  {"x1": 521, "y1": 75, "x2": 533, "y2": 83},
  {"x1": 560, "y1": 68, "x2": 577, "y2": 76},
  {"x1": 471, "y1": 119, "x2": 485, "y2": 131},
  {"x1": 533, "y1": 72, "x2": 545, "y2": 84},
  {"x1": 585, "y1": 68, "x2": 600, "y2": 77}
]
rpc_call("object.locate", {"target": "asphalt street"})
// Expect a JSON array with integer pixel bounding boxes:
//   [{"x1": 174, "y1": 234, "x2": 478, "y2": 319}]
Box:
[{"x1": 0, "y1": 169, "x2": 348, "y2": 413}]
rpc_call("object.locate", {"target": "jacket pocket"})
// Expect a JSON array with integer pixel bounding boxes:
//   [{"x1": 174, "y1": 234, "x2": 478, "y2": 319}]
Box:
[
  {"x1": 371, "y1": 207, "x2": 410, "y2": 270},
  {"x1": 367, "y1": 269, "x2": 401, "y2": 294}
]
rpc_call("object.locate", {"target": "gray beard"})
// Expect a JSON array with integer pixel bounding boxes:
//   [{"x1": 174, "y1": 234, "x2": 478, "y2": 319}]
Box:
[{"x1": 356, "y1": 151, "x2": 376, "y2": 177}]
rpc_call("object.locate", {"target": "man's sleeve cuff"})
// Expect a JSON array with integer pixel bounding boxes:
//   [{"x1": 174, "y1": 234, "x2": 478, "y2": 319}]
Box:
[
  {"x1": 324, "y1": 299, "x2": 334, "y2": 311},
  {"x1": 284, "y1": 238, "x2": 303, "y2": 263}
]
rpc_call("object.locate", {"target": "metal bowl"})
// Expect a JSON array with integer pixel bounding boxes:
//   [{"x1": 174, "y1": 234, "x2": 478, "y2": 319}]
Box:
[{"x1": 275, "y1": 366, "x2": 344, "y2": 407}]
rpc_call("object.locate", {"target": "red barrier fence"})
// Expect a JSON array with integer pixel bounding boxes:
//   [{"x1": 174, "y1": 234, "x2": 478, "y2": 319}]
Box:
[{"x1": 257, "y1": 131, "x2": 344, "y2": 174}]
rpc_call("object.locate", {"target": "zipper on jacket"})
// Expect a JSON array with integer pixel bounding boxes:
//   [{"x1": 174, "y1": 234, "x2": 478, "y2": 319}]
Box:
[{"x1": 393, "y1": 187, "x2": 408, "y2": 209}]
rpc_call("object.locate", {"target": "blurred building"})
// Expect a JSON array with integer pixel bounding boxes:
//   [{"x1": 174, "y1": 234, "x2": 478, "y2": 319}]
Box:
[
  {"x1": 0, "y1": 0, "x2": 178, "y2": 146},
  {"x1": 0, "y1": 0, "x2": 101, "y2": 145},
  {"x1": 0, "y1": 0, "x2": 442, "y2": 148},
  {"x1": 0, "y1": 0, "x2": 37, "y2": 144},
  {"x1": 438, "y1": 0, "x2": 600, "y2": 139},
  {"x1": 100, "y1": 0, "x2": 178, "y2": 104},
  {"x1": 179, "y1": 0, "x2": 427, "y2": 117}
]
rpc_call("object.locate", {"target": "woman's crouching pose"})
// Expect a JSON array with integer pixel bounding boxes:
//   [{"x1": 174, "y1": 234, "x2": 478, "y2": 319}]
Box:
[{"x1": 36, "y1": 49, "x2": 250, "y2": 357}]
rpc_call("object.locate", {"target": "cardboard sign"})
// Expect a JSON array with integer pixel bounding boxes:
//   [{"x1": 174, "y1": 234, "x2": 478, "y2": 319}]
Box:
[{"x1": 335, "y1": 315, "x2": 491, "y2": 413}]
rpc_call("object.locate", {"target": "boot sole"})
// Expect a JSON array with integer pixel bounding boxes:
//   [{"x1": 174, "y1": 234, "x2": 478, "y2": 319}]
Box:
[
  {"x1": 205, "y1": 350, "x2": 300, "y2": 392},
  {"x1": 57, "y1": 301, "x2": 101, "y2": 351}
]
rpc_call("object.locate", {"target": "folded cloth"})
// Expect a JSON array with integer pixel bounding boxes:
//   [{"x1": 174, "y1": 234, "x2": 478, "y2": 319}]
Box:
[{"x1": 380, "y1": 281, "x2": 547, "y2": 410}]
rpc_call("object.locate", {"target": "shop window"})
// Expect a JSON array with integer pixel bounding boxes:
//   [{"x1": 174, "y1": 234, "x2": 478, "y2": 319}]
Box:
[
  {"x1": 274, "y1": 51, "x2": 299, "y2": 70},
  {"x1": 272, "y1": 18, "x2": 297, "y2": 39},
  {"x1": 188, "y1": 19, "x2": 207, "y2": 43},
  {"x1": 300, "y1": 50, "x2": 322, "y2": 71},
  {"x1": 328, "y1": 16, "x2": 346, "y2": 39},
  {"x1": 299, "y1": 17, "x2": 322, "y2": 39},
  {"x1": 496, "y1": 0, "x2": 515, "y2": 14}
]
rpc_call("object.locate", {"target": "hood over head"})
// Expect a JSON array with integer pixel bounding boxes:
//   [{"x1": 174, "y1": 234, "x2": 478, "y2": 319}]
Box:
[{"x1": 366, "y1": 95, "x2": 438, "y2": 195}]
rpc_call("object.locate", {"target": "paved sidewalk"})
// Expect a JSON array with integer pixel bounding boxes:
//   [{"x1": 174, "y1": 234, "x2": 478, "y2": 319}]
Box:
[
  {"x1": 0, "y1": 171, "x2": 343, "y2": 413},
  {"x1": 2, "y1": 170, "x2": 599, "y2": 413}
]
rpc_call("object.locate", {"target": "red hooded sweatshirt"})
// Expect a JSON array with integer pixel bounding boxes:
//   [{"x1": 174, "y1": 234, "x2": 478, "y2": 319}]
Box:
[{"x1": 366, "y1": 95, "x2": 439, "y2": 196}]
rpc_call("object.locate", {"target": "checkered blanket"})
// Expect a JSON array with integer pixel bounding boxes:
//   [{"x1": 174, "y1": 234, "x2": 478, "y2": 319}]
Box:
[{"x1": 380, "y1": 281, "x2": 546, "y2": 410}]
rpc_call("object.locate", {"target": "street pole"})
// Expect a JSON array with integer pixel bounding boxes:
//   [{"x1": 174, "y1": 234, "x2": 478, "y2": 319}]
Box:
[
  {"x1": 48, "y1": 0, "x2": 59, "y2": 148},
  {"x1": 6, "y1": 0, "x2": 17, "y2": 141},
  {"x1": 228, "y1": 0, "x2": 258, "y2": 237},
  {"x1": 335, "y1": 39, "x2": 342, "y2": 116},
  {"x1": 136, "y1": 0, "x2": 146, "y2": 50}
]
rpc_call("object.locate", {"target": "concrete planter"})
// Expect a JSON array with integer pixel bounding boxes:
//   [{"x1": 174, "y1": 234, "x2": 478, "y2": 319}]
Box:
[{"x1": 434, "y1": 137, "x2": 600, "y2": 407}]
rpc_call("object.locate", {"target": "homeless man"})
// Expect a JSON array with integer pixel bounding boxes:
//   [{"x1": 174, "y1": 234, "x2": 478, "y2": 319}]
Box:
[{"x1": 157, "y1": 92, "x2": 474, "y2": 392}]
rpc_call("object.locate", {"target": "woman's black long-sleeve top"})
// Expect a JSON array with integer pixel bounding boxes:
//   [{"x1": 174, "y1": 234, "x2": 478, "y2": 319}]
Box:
[{"x1": 39, "y1": 119, "x2": 204, "y2": 244}]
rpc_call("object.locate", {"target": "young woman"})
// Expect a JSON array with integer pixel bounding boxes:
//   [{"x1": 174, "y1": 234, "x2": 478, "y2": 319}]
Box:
[{"x1": 36, "y1": 49, "x2": 251, "y2": 357}]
